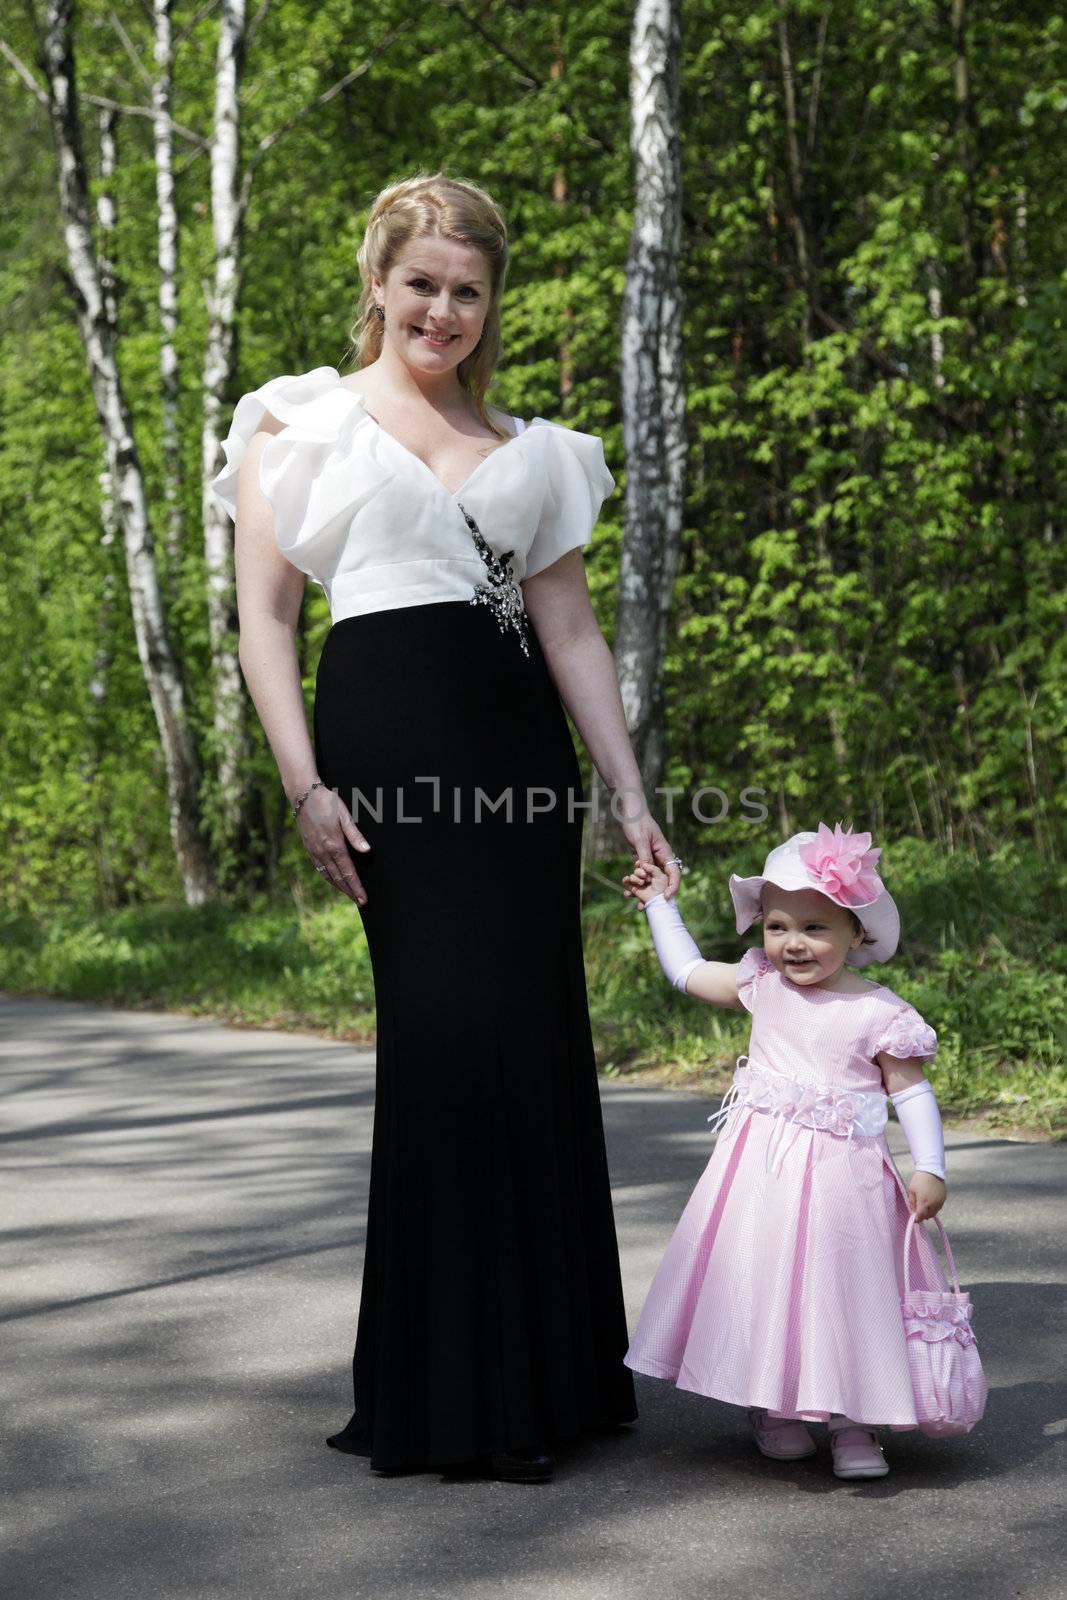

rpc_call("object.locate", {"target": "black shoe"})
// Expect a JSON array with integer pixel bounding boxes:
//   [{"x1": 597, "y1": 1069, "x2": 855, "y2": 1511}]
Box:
[
  {"x1": 326, "y1": 1413, "x2": 370, "y2": 1456},
  {"x1": 483, "y1": 1445, "x2": 555, "y2": 1483}
]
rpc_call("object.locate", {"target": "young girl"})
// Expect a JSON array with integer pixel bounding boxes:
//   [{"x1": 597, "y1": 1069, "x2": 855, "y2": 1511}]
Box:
[{"x1": 621, "y1": 823, "x2": 959, "y2": 1480}]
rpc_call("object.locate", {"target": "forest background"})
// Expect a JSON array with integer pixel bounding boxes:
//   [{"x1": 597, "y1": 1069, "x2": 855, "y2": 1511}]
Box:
[{"x1": 1, "y1": 1, "x2": 1064, "y2": 1132}]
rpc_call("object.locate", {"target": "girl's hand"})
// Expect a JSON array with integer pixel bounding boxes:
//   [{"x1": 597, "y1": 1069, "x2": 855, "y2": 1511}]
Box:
[
  {"x1": 908, "y1": 1171, "x2": 947, "y2": 1224},
  {"x1": 622, "y1": 857, "x2": 670, "y2": 907},
  {"x1": 297, "y1": 783, "x2": 372, "y2": 906}
]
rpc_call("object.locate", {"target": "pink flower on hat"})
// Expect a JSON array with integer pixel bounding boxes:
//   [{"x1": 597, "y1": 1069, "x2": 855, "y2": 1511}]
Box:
[{"x1": 797, "y1": 822, "x2": 884, "y2": 907}]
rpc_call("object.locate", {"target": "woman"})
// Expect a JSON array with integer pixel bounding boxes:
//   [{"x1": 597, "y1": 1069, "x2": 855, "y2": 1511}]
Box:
[{"x1": 210, "y1": 172, "x2": 682, "y2": 1482}]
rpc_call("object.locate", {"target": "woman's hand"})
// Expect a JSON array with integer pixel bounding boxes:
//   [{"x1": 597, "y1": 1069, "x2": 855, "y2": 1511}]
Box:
[
  {"x1": 908, "y1": 1171, "x2": 947, "y2": 1224},
  {"x1": 297, "y1": 784, "x2": 372, "y2": 905},
  {"x1": 619, "y1": 806, "x2": 682, "y2": 901}
]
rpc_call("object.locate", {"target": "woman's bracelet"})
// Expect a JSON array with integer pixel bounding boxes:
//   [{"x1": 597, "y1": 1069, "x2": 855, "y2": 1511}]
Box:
[{"x1": 291, "y1": 779, "x2": 324, "y2": 820}]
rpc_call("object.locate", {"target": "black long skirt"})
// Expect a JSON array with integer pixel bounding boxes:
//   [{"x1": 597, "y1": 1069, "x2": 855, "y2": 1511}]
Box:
[{"x1": 312, "y1": 595, "x2": 637, "y2": 1471}]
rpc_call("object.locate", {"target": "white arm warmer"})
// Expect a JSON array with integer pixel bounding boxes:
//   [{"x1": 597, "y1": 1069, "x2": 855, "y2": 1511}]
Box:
[
  {"x1": 642, "y1": 892, "x2": 704, "y2": 994},
  {"x1": 890, "y1": 1079, "x2": 946, "y2": 1180}
]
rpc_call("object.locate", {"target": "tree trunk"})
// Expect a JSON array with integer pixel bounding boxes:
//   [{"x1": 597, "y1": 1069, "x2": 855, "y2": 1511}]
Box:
[
  {"x1": 201, "y1": 0, "x2": 252, "y2": 857},
  {"x1": 550, "y1": 14, "x2": 574, "y2": 410},
  {"x1": 589, "y1": 0, "x2": 685, "y2": 858},
  {"x1": 42, "y1": 0, "x2": 214, "y2": 904},
  {"x1": 778, "y1": 13, "x2": 812, "y2": 346},
  {"x1": 83, "y1": 103, "x2": 121, "y2": 902},
  {"x1": 951, "y1": 0, "x2": 982, "y2": 292},
  {"x1": 153, "y1": 0, "x2": 183, "y2": 581}
]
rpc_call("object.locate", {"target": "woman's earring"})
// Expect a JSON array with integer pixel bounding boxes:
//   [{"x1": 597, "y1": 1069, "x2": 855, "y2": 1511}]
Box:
[{"x1": 374, "y1": 304, "x2": 385, "y2": 322}]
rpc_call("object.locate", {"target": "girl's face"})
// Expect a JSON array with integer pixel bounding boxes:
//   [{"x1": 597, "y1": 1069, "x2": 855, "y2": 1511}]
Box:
[
  {"x1": 373, "y1": 235, "x2": 491, "y2": 376},
  {"x1": 760, "y1": 886, "x2": 865, "y2": 987}
]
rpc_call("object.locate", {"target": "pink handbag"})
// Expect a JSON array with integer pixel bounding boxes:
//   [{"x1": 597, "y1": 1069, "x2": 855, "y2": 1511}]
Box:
[{"x1": 902, "y1": 1214, "x2": 988, "y2": 1437}]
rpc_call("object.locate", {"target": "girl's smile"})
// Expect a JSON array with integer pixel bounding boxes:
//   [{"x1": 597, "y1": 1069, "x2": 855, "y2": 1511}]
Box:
[{"x1": 761, "y1": 885, "x2": 865, "y2": 989}]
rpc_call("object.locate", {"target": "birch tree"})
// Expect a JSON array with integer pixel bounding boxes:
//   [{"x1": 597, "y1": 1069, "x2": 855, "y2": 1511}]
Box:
[
  {"x1": 38, "y1": 0, "x2": 215, "y2": 903},
  {"x1": 5, "y1": 3, "x2": 406, "y2": 899},
  {"x1": 200, "y1": 11, "x2": 408, "y2": 852},
  {"x1": 591, "y1": 0, "x2": 685, "y2": 855},
  {"x1": 152, "y1": 0, "x2": 182, "y2": 577},
  {"x1": 201, "y1": 0, "x2": 252, "y2": 852}
]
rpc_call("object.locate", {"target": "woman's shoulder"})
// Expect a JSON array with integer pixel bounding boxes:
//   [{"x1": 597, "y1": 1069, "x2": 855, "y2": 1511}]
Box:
[
  {"x1": 521, "y1": 412, "x2": 615, "y2": 512},
  {"x1": 239, "y1": 365, "x2": 348, "y2": 431},
  {"x1": 210, "y1": 366, "x2": 365, "y2": 524},
  {"x1": 486, "y1": 401, "x2": 524, "y2": 438}
]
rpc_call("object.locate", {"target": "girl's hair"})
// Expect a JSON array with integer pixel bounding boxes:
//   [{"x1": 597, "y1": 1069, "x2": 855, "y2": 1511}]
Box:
[{"x1": 344, "y1": 171, "x2": 510, "y2": 440}]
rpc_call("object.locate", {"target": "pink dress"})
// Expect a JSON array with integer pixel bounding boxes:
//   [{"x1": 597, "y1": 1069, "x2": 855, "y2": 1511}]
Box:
[{"x1": 624, "y1": 947, "x2": 947, "y2": 1428}]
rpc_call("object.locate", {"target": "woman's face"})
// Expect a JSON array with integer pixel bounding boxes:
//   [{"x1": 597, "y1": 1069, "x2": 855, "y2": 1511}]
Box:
[
  {"x1": 373, "y1": 235, "x2": 491, "y2": 376},
  {"x1": 760, "y1": 885, "x2": 865, "y2": 986}
]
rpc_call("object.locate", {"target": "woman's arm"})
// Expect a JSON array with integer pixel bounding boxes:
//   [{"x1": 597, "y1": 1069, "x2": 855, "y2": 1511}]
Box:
[
  {"x1": 234, "y1": 428, "x2": 318, "y2": 806},
  {"x1": 234, "y1": 429, "x2": 372, "y2": 903},
  {"x1": 522, "y1": 551, "x2": 681, "y2": 896},
  {"x1": 522, "y1": 550, "x2": 644, "y2": 804}
]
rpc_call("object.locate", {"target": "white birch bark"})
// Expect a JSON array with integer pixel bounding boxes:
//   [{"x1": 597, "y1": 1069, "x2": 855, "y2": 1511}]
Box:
[
  {"x1": 198, "y1": 16, "x2": 407, "y2": 848},
  {"x1": 778, "y1": 14, "x2": 811, "y2": 346},
  {"x1": 1014, "y1": 188, "x2": 1028, "y2": 308},
  {"x1": 200, "y1": 0, "x2": 252, "y2": 848},
  {"x1": 591, "y1": 0, "x2": 685, "y2": 856},
  {"x1": 84, "y1": 104, "x2": 120, "y2": 766},
  {"x1": 928, "y1": 275, "x2": 945, "y2": 389},
  {"x1": 42, "y1": 0, "x2": 214, "y2": 904},
  {"x1": 153, "y1": 0, "x2": 183, "y2": 575}
]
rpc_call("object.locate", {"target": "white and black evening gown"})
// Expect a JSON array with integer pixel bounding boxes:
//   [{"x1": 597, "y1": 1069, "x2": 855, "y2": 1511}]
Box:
[{"x1": 211, "y1": 367, "x2": 637, "y2": 1470}]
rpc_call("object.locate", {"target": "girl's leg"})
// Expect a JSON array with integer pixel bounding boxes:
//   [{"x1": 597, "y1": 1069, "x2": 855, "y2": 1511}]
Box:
[{"x1": 827, "y1": 1414, "x2": 889, "y2": 1479}]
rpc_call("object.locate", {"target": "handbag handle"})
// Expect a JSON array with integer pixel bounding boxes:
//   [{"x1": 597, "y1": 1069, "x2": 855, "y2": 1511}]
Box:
[{"x1": 903, "y1": 1212, "x2": 962, "y2": 1297}]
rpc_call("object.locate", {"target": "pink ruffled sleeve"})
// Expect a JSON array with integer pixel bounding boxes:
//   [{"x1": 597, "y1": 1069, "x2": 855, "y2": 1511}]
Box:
[
  {"x1": 735, "y1": 947, "x2": 773, "y2": 1013},
  {"x1": 873, "y1": 1003, "x2": 938, "y2": 1063}
]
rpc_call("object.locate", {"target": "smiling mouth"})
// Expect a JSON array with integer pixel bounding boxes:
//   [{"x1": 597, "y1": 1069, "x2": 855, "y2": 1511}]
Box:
[{"x1": 413, "y1": 326, "x2": 458, "y2": 346}]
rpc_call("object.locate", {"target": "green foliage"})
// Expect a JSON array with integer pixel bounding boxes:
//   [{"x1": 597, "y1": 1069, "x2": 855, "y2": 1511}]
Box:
[
  {"x1": 0, "y1": 891, "x2": 375, "y2": 1031},
  {"x1": 0, "y1": 3, "x2": 1064, "y2": 1117},
  {"x1": 2, "y1": 840, "x2": 1060, "y2": 1131}
]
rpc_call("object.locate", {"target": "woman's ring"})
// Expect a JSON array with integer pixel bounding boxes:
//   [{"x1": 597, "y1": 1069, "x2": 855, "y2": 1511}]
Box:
[{"x1": 665, "y1": 856, "x2": 688, "y2": 873}]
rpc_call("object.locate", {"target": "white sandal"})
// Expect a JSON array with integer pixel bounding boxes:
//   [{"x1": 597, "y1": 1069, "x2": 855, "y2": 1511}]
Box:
[
  {"x1": 828, "y1": 1415, "x2": 889, "y2": 1479},
  {"x1": 748, "y1": 1407, "x2": 817, "y2": 1460}
]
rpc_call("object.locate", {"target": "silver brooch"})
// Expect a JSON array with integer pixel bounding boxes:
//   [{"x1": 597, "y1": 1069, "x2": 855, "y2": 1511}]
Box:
[{"x1": 458, "y1": 501, "x2": 531, "y2": 657}]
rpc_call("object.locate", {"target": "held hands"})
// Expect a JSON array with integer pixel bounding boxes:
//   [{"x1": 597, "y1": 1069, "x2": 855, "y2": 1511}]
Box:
[
  {"x1": 622, "y1": 857, "x2": 672, "y2": 908},
  {"x1": 619, "y1": 805, "x2": 682, "y2": 902},
  {"x1": 296, "y1": 783, "x2": 371, "y2": 906},
  {"x1": 908, "y1": 1171, "x2": 947, "y2": 1224}
]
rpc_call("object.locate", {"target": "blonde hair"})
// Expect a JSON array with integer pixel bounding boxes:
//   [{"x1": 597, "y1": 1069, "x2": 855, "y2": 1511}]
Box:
[{"x1": 344, "y1": 171, "x2": 510, "y2": 439}]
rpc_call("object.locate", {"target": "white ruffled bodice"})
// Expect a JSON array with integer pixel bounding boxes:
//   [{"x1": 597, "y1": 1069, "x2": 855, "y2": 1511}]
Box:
[{"x1": 209, "y1": 365, "x2": 615, "y2": 624}]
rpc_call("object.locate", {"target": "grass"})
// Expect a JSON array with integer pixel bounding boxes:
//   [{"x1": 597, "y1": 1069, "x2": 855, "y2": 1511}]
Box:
[
  {"x1": 0, "y1": 894, "x2": 377, "y2": 1041},
  {"x1": 1, "y1": 839, "x2": 1064, "y2": 1138}
]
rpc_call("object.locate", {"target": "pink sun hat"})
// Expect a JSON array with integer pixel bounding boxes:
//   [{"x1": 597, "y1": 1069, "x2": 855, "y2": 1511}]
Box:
[{"x1": 728, "y1": 822, "x2": 900, "y2": 966}]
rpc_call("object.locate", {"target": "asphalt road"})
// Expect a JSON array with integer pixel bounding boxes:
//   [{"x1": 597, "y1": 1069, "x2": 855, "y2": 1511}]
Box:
[{"x1": 2, "y1": 993, "x2": 1064, "y2": 1600}]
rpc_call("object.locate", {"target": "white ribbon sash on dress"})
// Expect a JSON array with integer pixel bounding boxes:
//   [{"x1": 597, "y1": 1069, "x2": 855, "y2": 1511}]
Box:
[{"x1": 707, "y1": 1055, "x2": 889, "y2": 1176}]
